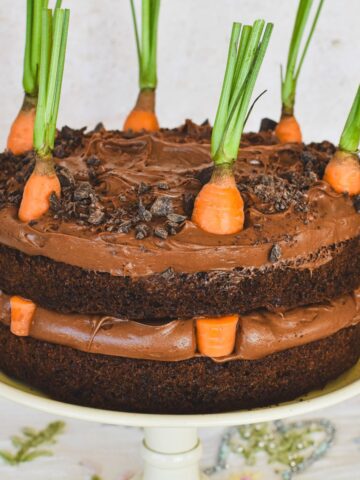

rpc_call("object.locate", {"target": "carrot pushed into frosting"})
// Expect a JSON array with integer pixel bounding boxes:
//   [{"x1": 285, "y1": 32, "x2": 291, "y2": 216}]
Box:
[
  {"x1": 7, "y1": 1, "x2": 63, "y2": 155},
  {"x1": 19, "y1": 6, "x2": 70, "y2": 223},
  {"x1": 123, "y1": 0, "x2": 161, "y2": 132},
  {"x1": 324, "y1": 86, "x2": 360, "y2": 195},
  {"x1": 192, "y1": 166, "x2": 245, "y2": 235},
  {"x1": 10, "y1": 296, "x2": 36, "y2": 337},
  {"x1": 196, "y1": 315, "x2": 239, "y2": 358},
  {"x1": 275, "y1": 0, "x2": 324, "y2": 143},
  {"x1": 192, "y1": 21, "x2": 273, "y2": 235}
]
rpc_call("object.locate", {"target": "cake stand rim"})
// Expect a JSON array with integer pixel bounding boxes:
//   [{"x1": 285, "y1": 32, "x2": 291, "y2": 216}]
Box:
[{"x1": 0, "y1": 361, "x2": 359, "y2": 427}]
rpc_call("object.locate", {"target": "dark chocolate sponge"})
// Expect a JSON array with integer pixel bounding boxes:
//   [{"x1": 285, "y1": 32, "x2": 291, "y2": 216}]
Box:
[
  {"x1": 0, "y1": 323, "x2": 358, "y2": 414},
  {"x1": 1, "y1": 236, "x2": 360, "y2": 321}
]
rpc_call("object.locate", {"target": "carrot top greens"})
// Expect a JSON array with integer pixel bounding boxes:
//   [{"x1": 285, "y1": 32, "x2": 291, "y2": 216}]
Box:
[
  {"x1": 339, "y1": 86, "x2": 360, "y2": 154},
  {"x1": 281, "y1": 0, "x2": 324, "y2": 115},
  {"x1": 130, "y1": 0, "x2": 161, "y2": 91},
  {"x1": 33, "y1": 7, "x2": 69, "y2": 157},
  {"x1": 211, "y1": 20, "x2": 273, "y2": 166},
  {"x1": 23, "y1": 0, "x2": 63, "y2": 96}
]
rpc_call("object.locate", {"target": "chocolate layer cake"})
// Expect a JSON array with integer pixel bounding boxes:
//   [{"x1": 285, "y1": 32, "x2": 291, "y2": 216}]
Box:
[{"x1": 0, "y1": 122, "x2": 359, "y2": 413}]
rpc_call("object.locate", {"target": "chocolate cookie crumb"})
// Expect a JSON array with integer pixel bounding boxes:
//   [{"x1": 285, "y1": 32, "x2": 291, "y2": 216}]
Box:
[
  {"x1": 167, "y1": 213, "x2": 186, "y2": 224},
  {"x1": 353, "y1": 196, "x2": 360, "y2": 213},
  {"x1": 150, "y1": 197, "x2": 173, "y2": 217},
  {"x1": 135, "y1": 223, "x2": 150, "y2": 240},
  {"x1": 86, "y1": 156, "x2": 101, "y2": 167},
  {"x1": 154, "y1": 227, "x2": 168, "y2": 239},
  {"x1": 259, "y1": 117, "x2": 277, "y2": 132},
  {"x1": 138, "y1": 182, "x2": 151, "y2": 195},
  {"x1": 269, "y1": 244, "x2": 282, "y2": 263}
]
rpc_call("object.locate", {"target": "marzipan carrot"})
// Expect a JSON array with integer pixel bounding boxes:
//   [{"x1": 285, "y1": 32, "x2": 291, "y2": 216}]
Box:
[
  {"x1": 192, "y1": 21, "x2": 273, "y2": 235},
  {"x1": 276, "y1": 0, "x2": 324, "y2": 143},
  {"x1": 19, "y1": 7, "x2": 70, "y2": 222},
  {"x1": 324, "y1": 86, "x2": 360, "y2": 195},
  {"x1": 124, "y1": 0, "x2": 161, "y2": 132},
  {"x1": 124, "y1": 89, "x2": 159, "y2": 132},
  {"x1": 196, "y1": 315, "x2": 239, "y2": 358},
  {"x1": 7, "y1": 95, "x2": 37, "y2": 155},
  {"x1": 10, "y1": 296, "x2": 36, "y2": 337}
]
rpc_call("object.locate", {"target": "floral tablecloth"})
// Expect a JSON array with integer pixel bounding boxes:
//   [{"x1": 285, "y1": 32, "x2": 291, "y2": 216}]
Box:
[{"x1": 0, "y1": 396, "x2": 359, "y2": 480}]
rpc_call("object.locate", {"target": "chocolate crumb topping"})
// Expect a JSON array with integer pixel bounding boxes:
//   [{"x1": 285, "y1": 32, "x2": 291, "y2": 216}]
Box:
[
  {"x1": 353, "y1": 195, "x2": 360, "y2": 213},
  {"x1": 269, "y1": 244, "x2": 282, "y2": 263},
  {"x1": 54, "y1": 126, "x2": 86, "y2": 158},
  {"x1": 150, "y1": 197, "x2": 173, "y2": 217}
]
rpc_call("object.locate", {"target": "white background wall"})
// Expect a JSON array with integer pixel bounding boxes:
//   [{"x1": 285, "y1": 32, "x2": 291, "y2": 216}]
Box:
[{"x1": 0, "y1": 0, "x2": 359, "y2": 149}]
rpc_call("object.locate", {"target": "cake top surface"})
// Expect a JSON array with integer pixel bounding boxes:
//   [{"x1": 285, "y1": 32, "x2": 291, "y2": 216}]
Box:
[{"x1": 0, "y1": 122, "x2": 359, "y2": 277}]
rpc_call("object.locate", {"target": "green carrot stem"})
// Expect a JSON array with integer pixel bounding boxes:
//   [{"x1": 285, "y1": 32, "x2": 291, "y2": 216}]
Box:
[
  {"x1": 281, "y1": 0, "x2": 324, "y2": 114},
  {"x1": 130, "y1": 0, "x2": 161, "y2": 91},
  {"x1": 212, "y1": 21, "x2": 273, "y2": 166},
  {"x1": 211, "y1": 23, "x2": 241, "y2": 160},
  {"x1": 33, "y1": 7, "x2": 70, "y2": 157},
  {"x1": 23, "y1": 0, "x2": 41, "y2": 95},
  {"x1": 339, "y1": 86, "x2": 360, "y2": 154},
  {"x1": 22, "y1": 0, "x2": 63, "y2": 97}
]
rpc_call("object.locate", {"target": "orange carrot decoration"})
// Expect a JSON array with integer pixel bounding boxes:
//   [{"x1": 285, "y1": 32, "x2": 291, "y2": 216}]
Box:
[
  {"x1": 7, "y1": 1, "x2": 63, "y2": 155},
  {"x1": 123, "y1": 0, "x2": 161, "y2": 132},
  {"x1": 275, "y1": 115, "x2": 302, "y2": 144},
  {"x1": 10, "y1": 296, "x2": 37, "y2": 337},
  {"x1": 192, "y1": 21, "x2": 273, "y2": 235},
  {"x1": 324, "y1": 86, "x2": 360, "y2": 195},
  {"x1": 19, "y1": 160, "x2": 61, "y2": 222},
  {"x1": 192, "y1": 166, "x2": 244, "y2": 235},
  {"x1": 19, "y1": 6, "x2": 70, "y2": 223},
  {"x1": 7, "y1": 96, "x2": 37, "y2": 156},
  {"x1": 196, "y1": 315, "x2": 239, "y2": 358},
  {"x1": 275, "y1": 0, "x2": 324, "y2": 143}
]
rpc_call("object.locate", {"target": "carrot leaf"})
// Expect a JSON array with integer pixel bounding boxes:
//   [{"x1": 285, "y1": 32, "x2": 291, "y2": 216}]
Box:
[
  {"x1": 34, "y1": 7, "x2": 70, "y2": 157},
  {"x1": 281, "y1": 0, "x2": 324, "y2": 114},
  {"x1": 212, "y1": 21, "x2": 273, "y2": 166},
  {"x1": 339, "y1": 86, "x2": 360, "y2": 154},
  {"x1": 23, "y1": 0, "x2": 63, "y2": 96},
  {"x1": 129, "y1": 0, "x2": 161, "y2": 91}
]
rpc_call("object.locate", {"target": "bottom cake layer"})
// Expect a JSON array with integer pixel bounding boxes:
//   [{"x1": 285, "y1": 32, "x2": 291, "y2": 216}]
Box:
[{"x1": 0, "y1": 323, "x2": 359, "y2": 414}]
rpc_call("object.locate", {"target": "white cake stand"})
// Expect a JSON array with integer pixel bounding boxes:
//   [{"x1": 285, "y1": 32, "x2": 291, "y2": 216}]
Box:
[{"x1": 0, "y1": 361, "x2": 359, "y2": 480}]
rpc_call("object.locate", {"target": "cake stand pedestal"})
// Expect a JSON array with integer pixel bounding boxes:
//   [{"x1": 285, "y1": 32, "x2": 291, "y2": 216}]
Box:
[
  {"x1": 0, "y1": 361, "x2": 359, "y2": 480},
  {"x1": 131, "y1": 427, "x2": 207, "y2": 480}
]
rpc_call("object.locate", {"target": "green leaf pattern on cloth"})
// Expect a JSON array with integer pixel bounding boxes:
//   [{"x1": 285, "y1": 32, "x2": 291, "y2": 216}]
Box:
[
  {"x1": 0, "y1": 421, "x2": 65, "y2": 466},
  {"x1": 0, "y1": 413, "x2": 359, "y2": 479}
]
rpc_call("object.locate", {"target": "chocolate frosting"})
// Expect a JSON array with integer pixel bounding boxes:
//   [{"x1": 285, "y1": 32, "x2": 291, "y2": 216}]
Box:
[
  {"x1": 0, "y1": 132, "x2": 359, "y2": 277},
  {"x1": 1, "y1": 290, "x2": 359, "y2": 362}
]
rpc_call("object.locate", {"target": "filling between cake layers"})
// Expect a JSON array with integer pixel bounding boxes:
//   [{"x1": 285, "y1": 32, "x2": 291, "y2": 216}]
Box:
[{"x1": 1, "y1": 289, "x2": 359, "y2": 362}]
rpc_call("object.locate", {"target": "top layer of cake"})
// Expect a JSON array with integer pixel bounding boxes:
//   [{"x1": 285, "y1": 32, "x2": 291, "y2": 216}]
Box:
[{"x1": 0, "y1": 122, "x2": 359, "y2": 320}]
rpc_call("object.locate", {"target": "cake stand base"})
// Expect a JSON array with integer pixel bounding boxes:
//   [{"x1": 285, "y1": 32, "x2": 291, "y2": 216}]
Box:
[{"x1": 130, "y1": 427, "x2": 208, "y2": 480}]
